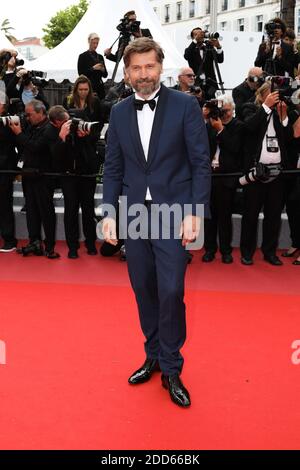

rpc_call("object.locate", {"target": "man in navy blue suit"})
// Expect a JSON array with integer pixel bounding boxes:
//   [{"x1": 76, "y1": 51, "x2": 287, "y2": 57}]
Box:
[{"x1": 102, "y1": 38, "x2": 210, "y2": 407}]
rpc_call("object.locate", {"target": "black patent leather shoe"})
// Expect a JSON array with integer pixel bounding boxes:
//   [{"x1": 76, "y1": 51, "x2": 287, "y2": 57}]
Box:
[
  {"x1": 202, "y1": 251, "x2": 215, "y2": 262},
  {"x1": 161, "y1": 374, "x2": 191, "y2": 407},
  {"x1": 222, "y1": 253, "x2": 233, "y2": 264},
  {"x1": 264, "y1": 254, "x2": 283, "y2": 266},
  {"x1": 128, "y1": 358, "x2": 160, "y2": 385},
  {"x1": 68, "y1": 250, "x2": 79, "y2": 259},
  {"x1": 282, "y1": 248, "x2": 300, "y2": 258}
]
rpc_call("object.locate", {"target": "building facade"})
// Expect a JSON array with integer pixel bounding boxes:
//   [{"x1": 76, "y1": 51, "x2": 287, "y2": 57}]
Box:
[{"x1": 150, "y1": 0, "x2": 299, "y2": 35}]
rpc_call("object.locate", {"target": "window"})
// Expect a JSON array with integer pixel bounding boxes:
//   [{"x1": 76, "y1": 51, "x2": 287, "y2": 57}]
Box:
[
  {"x1": 239, "y1": 0, "x2": 245, "y2": 7},
  {"x1": 177, "y1": 2, "x2": 182, "y2": 20},
  {"x1": 221, "y1": 0, "x2": 228, "y2": 11},
  {"x1": 256, "y1": 15, "x2": 263, "y2": 32},
  {"x1": 238, "y1": 18, "x2": 245, "y2": 31},
  {"x1": 189, "y1": 0, "x2": 195, "y2": 18},
  {"x1": 206, "y1": 0, "x2": 211, "y2": 15},
  {"x1": 257, "y1": 0, "x2": 264, "y2": 3},
  {"x1": 165, "y1": 4, "x2": 170, "y2": 23},
  {"x1": 220, "y1": 21, "x2": 227, "y2": 31}
]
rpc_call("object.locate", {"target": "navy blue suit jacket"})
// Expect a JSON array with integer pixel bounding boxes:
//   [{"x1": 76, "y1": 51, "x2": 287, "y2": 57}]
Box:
[{"x1": 103, "y1": 84, "x2": 211, "y2": 218}]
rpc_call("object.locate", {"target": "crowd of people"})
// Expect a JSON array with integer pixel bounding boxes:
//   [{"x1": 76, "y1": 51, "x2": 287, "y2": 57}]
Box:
[{"x1": 0, "y1": 12, "x2": 300, "y2": 265}]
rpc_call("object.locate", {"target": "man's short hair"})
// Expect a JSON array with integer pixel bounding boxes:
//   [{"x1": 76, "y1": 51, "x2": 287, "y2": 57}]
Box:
[
  {"x1": 284, "y1": 27, "x2": 296, "y2": 41},
  {"x1": 26, "y1": 99, "x2": 47, "y2": 115},
  {"x1": 123, "y1": 37, "x2": 164, "y2": 68},
  {"x1": 88, "y1": 32, "x2": 99, "y2": 42},
  {"x1": 191, "y1": 27, "x2": 202, "y2": 39},
  {"x1": 124, "y1": 10, "x2": 136, "y2": 19},
  {"x1": 49, "y1": 105, "x2": 68, "y2": 123}
]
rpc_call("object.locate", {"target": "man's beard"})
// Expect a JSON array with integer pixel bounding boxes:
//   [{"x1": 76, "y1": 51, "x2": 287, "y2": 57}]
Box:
[{"x1": 134, "y1": 78, "x2": 159, "y2": 96}]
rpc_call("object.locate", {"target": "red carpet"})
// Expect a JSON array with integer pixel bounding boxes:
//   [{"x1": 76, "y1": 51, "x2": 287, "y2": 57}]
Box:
[{"x1": 0, "y1": 243, "x2": 300, "y2": 450}]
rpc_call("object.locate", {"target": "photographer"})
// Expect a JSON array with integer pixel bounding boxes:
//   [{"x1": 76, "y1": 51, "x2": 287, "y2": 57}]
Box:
[
  {"x1": 63, "y1": 75, "x2": 104, "y2": 129},
  {"x1": 9, "y1": 99, "x2": 59, "y2": 259},
  {"x1": 78, "y1": 33, "x2": 108, "y2": 100},
  {"x1": 184, "y1": 27, "x2": 224, "y2": 99},
  {"x1": 0, "y1": 92, "x2": 18, "y2": 253},
  {"x1": 283, "y1": 28, "x2": 300, "y2": 76},
  {"x1": 202, "y1": 96, "x2": 244, "y2": 264},
  {"x1": 49, "y1": 106, "x2": 98, "y2": 259},
  {"x1": 239, "y1": 81, "x2": 293, "y2": 266},
  {"x1": 232, "y1": 67, "x2": 264, "y2": 119},
  {"x1": 101, "y1": 69, "x2": 133, "y2": 122},
  {"x1": 104, "y1": 10, "x2": 152, "y2": 63},
  {"x1": 255, "y1": 18, "x2": 294, "y2": 77}
]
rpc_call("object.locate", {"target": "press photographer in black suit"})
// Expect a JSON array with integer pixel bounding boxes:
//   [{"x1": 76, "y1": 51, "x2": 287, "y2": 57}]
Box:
[
  {"x1": 202, "y1": 95, "x2": 244, "y2": 264},
  {"x1": 254, "y1": 18, "x2": 294, "y2": 77},
  {"x1": 104, "y1": 10, "x2": 152, "y2": 64},
  {"x1": 49, "y1": 106, "x2": 98, "y2": 259},
  {"x1": 78, "y1": 33, "x2": 108, "y2": 100},
  {"x1": 240, "y1": 82, "x2": 293, "y2": 266},
  {"x1": 184, "y1": 27, "x2": 224, "y2": 99},
  {"x1": 9, "y1": 99, "x2": 59, "y2": 259}
]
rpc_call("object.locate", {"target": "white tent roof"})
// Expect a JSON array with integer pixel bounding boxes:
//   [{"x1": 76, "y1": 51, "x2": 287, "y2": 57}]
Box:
[
  {"x1": 31, "y1": 0, "x2": 185, "y2": 83},
  {"x1": 0, "y1": 30, "x2": 27, "y2": 62}
]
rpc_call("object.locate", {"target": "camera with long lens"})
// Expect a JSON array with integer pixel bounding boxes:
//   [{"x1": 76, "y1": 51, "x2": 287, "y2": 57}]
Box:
[
  {"x1": 204, "y1": 99, "x2": 225, "y2": 120},
  {"x1": 267, "y1": 75, "x2": 300, "y2": 104},
  {"x1": 239, "y1": 162, "x2": 281, "y2": 186},
  {"x1": 116, "y1": 17, "x2": 141, "y2": 37},
  {"x1": 203, "y1": 31, "x2": 220, "y2": 40},
  {"x1": 69, "y1": 117, "x2": 99, "y2": 135}
]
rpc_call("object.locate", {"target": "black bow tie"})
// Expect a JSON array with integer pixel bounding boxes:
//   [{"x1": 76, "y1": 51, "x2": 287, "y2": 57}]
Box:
[{"x1": 134, "y1": 98, "x2": 157, "y2": 111}]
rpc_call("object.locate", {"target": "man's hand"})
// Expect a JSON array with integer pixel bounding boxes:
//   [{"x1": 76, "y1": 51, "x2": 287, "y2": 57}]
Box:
[
  {"x1": 179, "y1": 215, "x2": 201, "y2": 247},
  {"x1": 102, "y1": 217, "x2": 118, "y2": 246},
  {"x1": 210, "y1": 38, "x2": 221, "y2": 49},
  {"x1": 59, "y1": 120, "x2": 71, "y2": 142},
  {"x1": 9, "y1": 120, "x2": 22, "y2": 135},
  {"x1": 104, "y1": 48, "x2": 112, "y2": 56},
  {"x1": 77, "y1": 128, "x2": 90, "y2": 138},
  {"x1": 264, "y1": 91, "x2": 280, "y2": 109},
  {"x1": 276, "y1": 100, "x2": 288, "y2": 122},
  {"x1": 93, "y1": 63, "x2": 104, "y2": 71},
  {"x1": 210, "y1": 117, "x2": 224, "y2": 132}
]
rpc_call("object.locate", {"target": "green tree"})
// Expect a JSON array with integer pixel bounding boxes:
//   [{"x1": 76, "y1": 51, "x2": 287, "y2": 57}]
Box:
[
  {"x1": 1, "y1": 18, "x2": 17, "y2": 43},
  {"x1": 43, "y1": 0, "x2": 89, "y2": 49}
]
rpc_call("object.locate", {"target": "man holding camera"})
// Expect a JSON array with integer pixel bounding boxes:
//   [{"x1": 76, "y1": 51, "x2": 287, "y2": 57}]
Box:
[
  {"x1": 49, "y1": 106, "x2": 98, "y2": 259},
  {"x1": 184, "y1": 27, "x2": 224, "y2": 100},
  {"x1": 255, "y1": 17, "x2": 294, "y2": 77},
  {"x1": 9, "y1": 99, "x2": 59, "y2": 259},
  {"x1": 240, "y1": 81, "x2": 293, "y2": 266},
  {"x1": 104, "y1": 11, "x2": 152, "y2": 64}
]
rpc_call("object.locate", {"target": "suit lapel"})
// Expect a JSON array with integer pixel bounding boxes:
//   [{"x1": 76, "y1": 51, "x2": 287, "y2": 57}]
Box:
[
  {"x1": 147, "y1": 84, "x2": 169, "y2": 168},
  {"x1": 129, "y1": 95, "x2": 147, "y2": 169}
]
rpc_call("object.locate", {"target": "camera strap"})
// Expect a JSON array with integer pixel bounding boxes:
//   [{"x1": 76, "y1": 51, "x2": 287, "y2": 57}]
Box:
[{"x1": 265, "y1": 112, "x2": 279, "y2": 153}]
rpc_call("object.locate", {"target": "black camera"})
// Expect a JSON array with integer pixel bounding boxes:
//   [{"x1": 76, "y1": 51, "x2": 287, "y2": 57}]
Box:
[
  {"x1": 239, "y1": 162, "x2": 281, "y2": 186},
  {"x1": 269, "y1": 75, "x2": 295, "y2": 103},
  {"x1": 22, "y1": 70, "x2": 47, "y2": 87},
  {"x1": 189, "y1": 85, "x2": 202, "y2": 95},
  {"x1": 204, "y1": 99, "x2": 225, "y2": 120},
  {"x1": 264, "y1": 21, "x2": 282, "y2": 38},
  {"x1": 116, "y1": 17, "x2": 141, "y2": 36},
  {"x1": 203, "y1": 31, "x2": 220, "y2": 40},
  {"x1": 248, "y1": 75, "x2": 265, "y2": 86}
]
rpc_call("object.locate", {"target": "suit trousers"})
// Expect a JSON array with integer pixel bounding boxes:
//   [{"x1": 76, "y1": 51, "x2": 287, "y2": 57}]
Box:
[
  {"x1": 240, "y1": 177, "x2": 284, "y2": 258},
  {"x1": 0, "y1": 175, "x2": 17, "y2": 245},
  {"x1": 22, "y1": 176, "x2": 56, "y2": 251},
  {"x1": 61, "y1": 176, "x2": 96, "y2": 250},
  {"x1": 124, "y1": 205, "x2": 188, "y2": 376},
  {"x1": 204, "y1": 178, "x2": 236, "y2": 255},
  {"x1": 284, "y1": 177, "x2": 300, "y2": 248}
]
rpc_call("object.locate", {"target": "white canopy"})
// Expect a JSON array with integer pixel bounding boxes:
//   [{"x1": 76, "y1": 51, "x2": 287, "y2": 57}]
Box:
[{"x1": 31, "y1": 0, "x2": 185, "y2": 83}]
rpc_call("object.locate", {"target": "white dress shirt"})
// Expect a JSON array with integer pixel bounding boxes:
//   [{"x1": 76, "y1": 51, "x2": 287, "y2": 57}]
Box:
[{"x1": 135, "y1": 87, "x2": 160, "y2": 200}]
